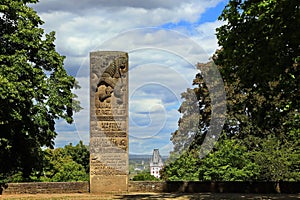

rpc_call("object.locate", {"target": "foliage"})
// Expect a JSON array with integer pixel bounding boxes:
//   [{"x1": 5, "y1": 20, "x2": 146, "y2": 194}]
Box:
[
  {"x1": 165, "y1": 0, "x2": 299, "y2": 182},
  {"x1": 129, "y1": 157, "x2": 150, "y2": 180},
  {"x1": 164, "y1": 62, "x2": 227, "y2": 181},
  {"x1": 7, "y1": 171, "x2": 24, "y2": 183},
  {"x1": 161, "y1": 150, "x2": 200, "y2": 181},
  {"x1": 1, "y1": 141, "x2": 89, "y2": 183},
  {"x1": 250, "y1": 120, "x2": 300, "y2": 181},
  {"x1": 63, "y1": 141, "x2": 90, "y2": 173},
  {"x1": 132, "y1": 171, "x2": 159, "y2": 181},
  {"x1": 170, "y1": 63, "x2": 211, "y2": 153},
  {"x1": 164, "y1": 65, "x2": 209, "y2": 181},
  {"x1": 0, "y1": 0, "x2": 81, "y2": 181},
  {"x1": 215, "y1": 0, "x2": 299, "y2": 139},
  {"x1": 40, "y1": 148, "x2": 88, "y2": 182},
  {"x1": 162, "y1": 136, "x2": 260, "y2": 181},
  {"x1": 35, "y1": 141, "x2": 89, "y2": 182},
  {"x1": 213, "y1": 0, "x2": 300, "y2": 181},
  {"x1": 198, "y1": 136, "x2": 260, "y2": 181}
]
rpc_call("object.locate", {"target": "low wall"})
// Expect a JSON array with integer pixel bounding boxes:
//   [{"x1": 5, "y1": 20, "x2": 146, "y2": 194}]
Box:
[
  {"x1": 128, "y1": 181, "x2": 300, "y2": 194},
  {"x1": 128, "y1": 181, "x2": 164, "y2": 192},
  {"x1": 1, "y1": 181, "x2": 300, "y2": 194},
  {"x1": 1, "y1": 182, "x2": 89, "y2": 195}
]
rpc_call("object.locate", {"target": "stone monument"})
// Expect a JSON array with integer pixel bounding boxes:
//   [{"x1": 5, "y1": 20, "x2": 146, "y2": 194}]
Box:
[{"x1": 90, "y1": 51, "x2": 128, "y2": 193}]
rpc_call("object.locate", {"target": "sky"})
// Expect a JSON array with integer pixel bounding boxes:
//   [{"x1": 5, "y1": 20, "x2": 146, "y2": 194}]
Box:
[{"x1": 31, "y1": 0, "x2": 229, "y2": 156}]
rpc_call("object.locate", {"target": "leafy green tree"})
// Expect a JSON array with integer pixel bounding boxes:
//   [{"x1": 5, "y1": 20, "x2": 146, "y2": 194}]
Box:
[
  {"x1": 132, "y1": 171, "x2": 159, "y2": 181},
  {"x1": 163, "y1": 66, "x2": 209, "y2": 181},
  {"x1": 165, "y1": 62, "x2": 226, "y2": 181},
  {"x1": 6, "y1": 142, "x2": 90, "y2": 182},
  {"x1": 0, "y1": 0, "x2": 81, "y2": 181},
  {"x1": 251, "y1": 113, "x2": 300, "y2": 182},
  {"x1": 214, "y1": 0, "x2": 300, "y2": 181},
  {"x1": 215, "y1": 0, "x2": 299, "y2": 139},
  {"x1": 198, "y1": 136, "x2": 260, "y2": 181},
  {"x1": 63, "y1": 141, "x2": 90, "y2": 173},
  {"x1": 162, "y1": 135, "x2": 260, "y2": 181},
  {"x1": 165, "y1": 0, "x2": 299, "y2": 182},
  {"x1": 161, "y1": 150, "x2": 200, "y2": 181},
  {"x1": 40, "y1": 146, "x2": 88, "y2": 182},
  {"x1": 50, "y1": 160, "x2": 88, "y2": 182},
  {"x1": 170, "y1": 63, "x2": 211, "y2": 154},
  {"x1": 251, "y1": 135, "x2": 300, "y2": 182}
]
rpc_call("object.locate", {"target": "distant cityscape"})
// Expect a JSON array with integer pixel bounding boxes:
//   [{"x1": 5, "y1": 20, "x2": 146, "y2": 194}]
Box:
[
  {"x1": 129, "y1": 154, "x2": 168, "y2": 161},
  {"x1": 129, "y1": 150, "x2": 168, "y2": 180}
]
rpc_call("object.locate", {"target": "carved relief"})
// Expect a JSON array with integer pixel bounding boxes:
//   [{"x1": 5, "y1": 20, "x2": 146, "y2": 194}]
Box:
[{"x1": 95, "y1": 55, "x2": 127, "y2": 105}]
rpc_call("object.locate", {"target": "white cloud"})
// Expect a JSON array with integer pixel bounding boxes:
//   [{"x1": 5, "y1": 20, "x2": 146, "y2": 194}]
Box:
[
  {"x1": 33, "y1": 0, "x2": 222, "y2": 18},
  {"x1": 130, "y1": 99, "x2": 163, "y2": 113},
  {"x1": 192, "y1": 20, "x2": 226, "y2": 55},
  {"x1": 30, "y1": 0, "x2": 227, "y2": 155},
  {"x1": 33, "y1": 0, "x2": 224, "y2": 64}
]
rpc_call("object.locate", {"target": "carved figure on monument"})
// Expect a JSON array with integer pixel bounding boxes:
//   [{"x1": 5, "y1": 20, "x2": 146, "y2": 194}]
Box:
[{"x1": 95, "y1": 56, "x2": 127, "y2": 105}]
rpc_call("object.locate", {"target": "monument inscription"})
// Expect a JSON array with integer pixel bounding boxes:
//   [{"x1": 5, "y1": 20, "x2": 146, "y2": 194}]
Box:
[{"x1": 90, "y1": 51, "x2": 128, "y2": 193}]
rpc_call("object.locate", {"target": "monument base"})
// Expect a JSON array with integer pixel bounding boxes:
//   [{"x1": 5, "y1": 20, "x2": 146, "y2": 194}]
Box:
[{"x1": 90, "y1": 175, "x2": 128, "y2": 193}]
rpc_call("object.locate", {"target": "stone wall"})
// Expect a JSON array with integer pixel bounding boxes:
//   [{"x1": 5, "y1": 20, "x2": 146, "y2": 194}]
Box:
[
  {"x1": 1, "y1": 181, "x2": 300, "y2": 195},
  {"x1": 1, "y1": 182, "x2": 89, "y2": 195},
  {"x1": 128, "y1": 181, "x2": 300, "y2": 194},
  {"x1": 128, "y1": 181, "x2": 164, "y2": 193}
]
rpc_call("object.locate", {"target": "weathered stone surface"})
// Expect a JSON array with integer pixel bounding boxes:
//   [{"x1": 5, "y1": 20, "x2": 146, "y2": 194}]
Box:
[
  {"x1": 90, "y1": 51, "x2": 128, "y2": 193},
  {"x1": 2, "y1": 182, "x2": 89, "y2": 194},
  {"x1": 90, "y1": 176, "x2": 128, "y2": 192}
]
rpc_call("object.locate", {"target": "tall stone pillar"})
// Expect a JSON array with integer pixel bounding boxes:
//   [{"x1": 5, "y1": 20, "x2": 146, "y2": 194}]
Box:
[{"x1": 90, "y1": 51, "x2": 128, "y2": 193}]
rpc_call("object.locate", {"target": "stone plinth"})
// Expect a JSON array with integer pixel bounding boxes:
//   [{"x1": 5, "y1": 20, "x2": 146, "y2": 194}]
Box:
[{"x1": 90, "y1": 51, "x2": 128, "y2": 193}]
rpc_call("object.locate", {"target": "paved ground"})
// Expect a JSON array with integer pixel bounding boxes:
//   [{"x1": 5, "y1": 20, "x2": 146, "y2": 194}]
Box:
[{"x1": 1, "y1": 193, "x2": 300, "y2": 200}]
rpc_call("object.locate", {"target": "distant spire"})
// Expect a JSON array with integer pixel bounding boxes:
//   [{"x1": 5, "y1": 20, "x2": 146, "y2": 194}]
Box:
[
  {"x1": 150, "y1": 149, "x2": 164, "y2": 178},
  {"x1": 150, "y1": 149, "x2": 163, "y2": 166}
]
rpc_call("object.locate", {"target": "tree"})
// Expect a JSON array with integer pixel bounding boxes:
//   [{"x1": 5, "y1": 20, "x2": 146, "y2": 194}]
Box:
[
  {"x1": 215, "y1": 0, "x2": 299, "y2": 139},
  {"x1": 164, "y1": 61, "x2": 228, "y2": 180},
  {"x1": 0, "y1": 0, "x2": 81, "y2": 181},
  {"x1": 165, "y1": 66, "x2": 210, "y2": 180},
  {"x1": 162, "y1": 135, "x2": 260, "y2": 181},
  {"x1": 63, "y1": 141, "x2": 90, "y2": 174},
  {"x1": 40, "y1": 147, "x2": 88, "y2": 182},
  {"x1": 170, "y1": 63, "x2": 211, "y2": 154},
  {"x1": 198, "y1": 136, "x2": 260, "y2": 181},
  {"x1": 161, "y1": 149, "x2": 200, "y2": 181},
  {"x1": 132, "y1": 171, "x2": 159, "y2": 181},
  {"x1": 251, "y1": 135, "x2": 300, "y2": 182},
  {"x1": 50, "y1": 159, "x2": 88, "y2": 182},
  {"x1": 214, "y1": 0, "x2": 300, "y2": 181}
]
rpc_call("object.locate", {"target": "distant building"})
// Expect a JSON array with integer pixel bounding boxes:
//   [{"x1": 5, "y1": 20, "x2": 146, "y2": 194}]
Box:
[{"x1": 150, "y1": 149, "x2": 164, "y2": 178}]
